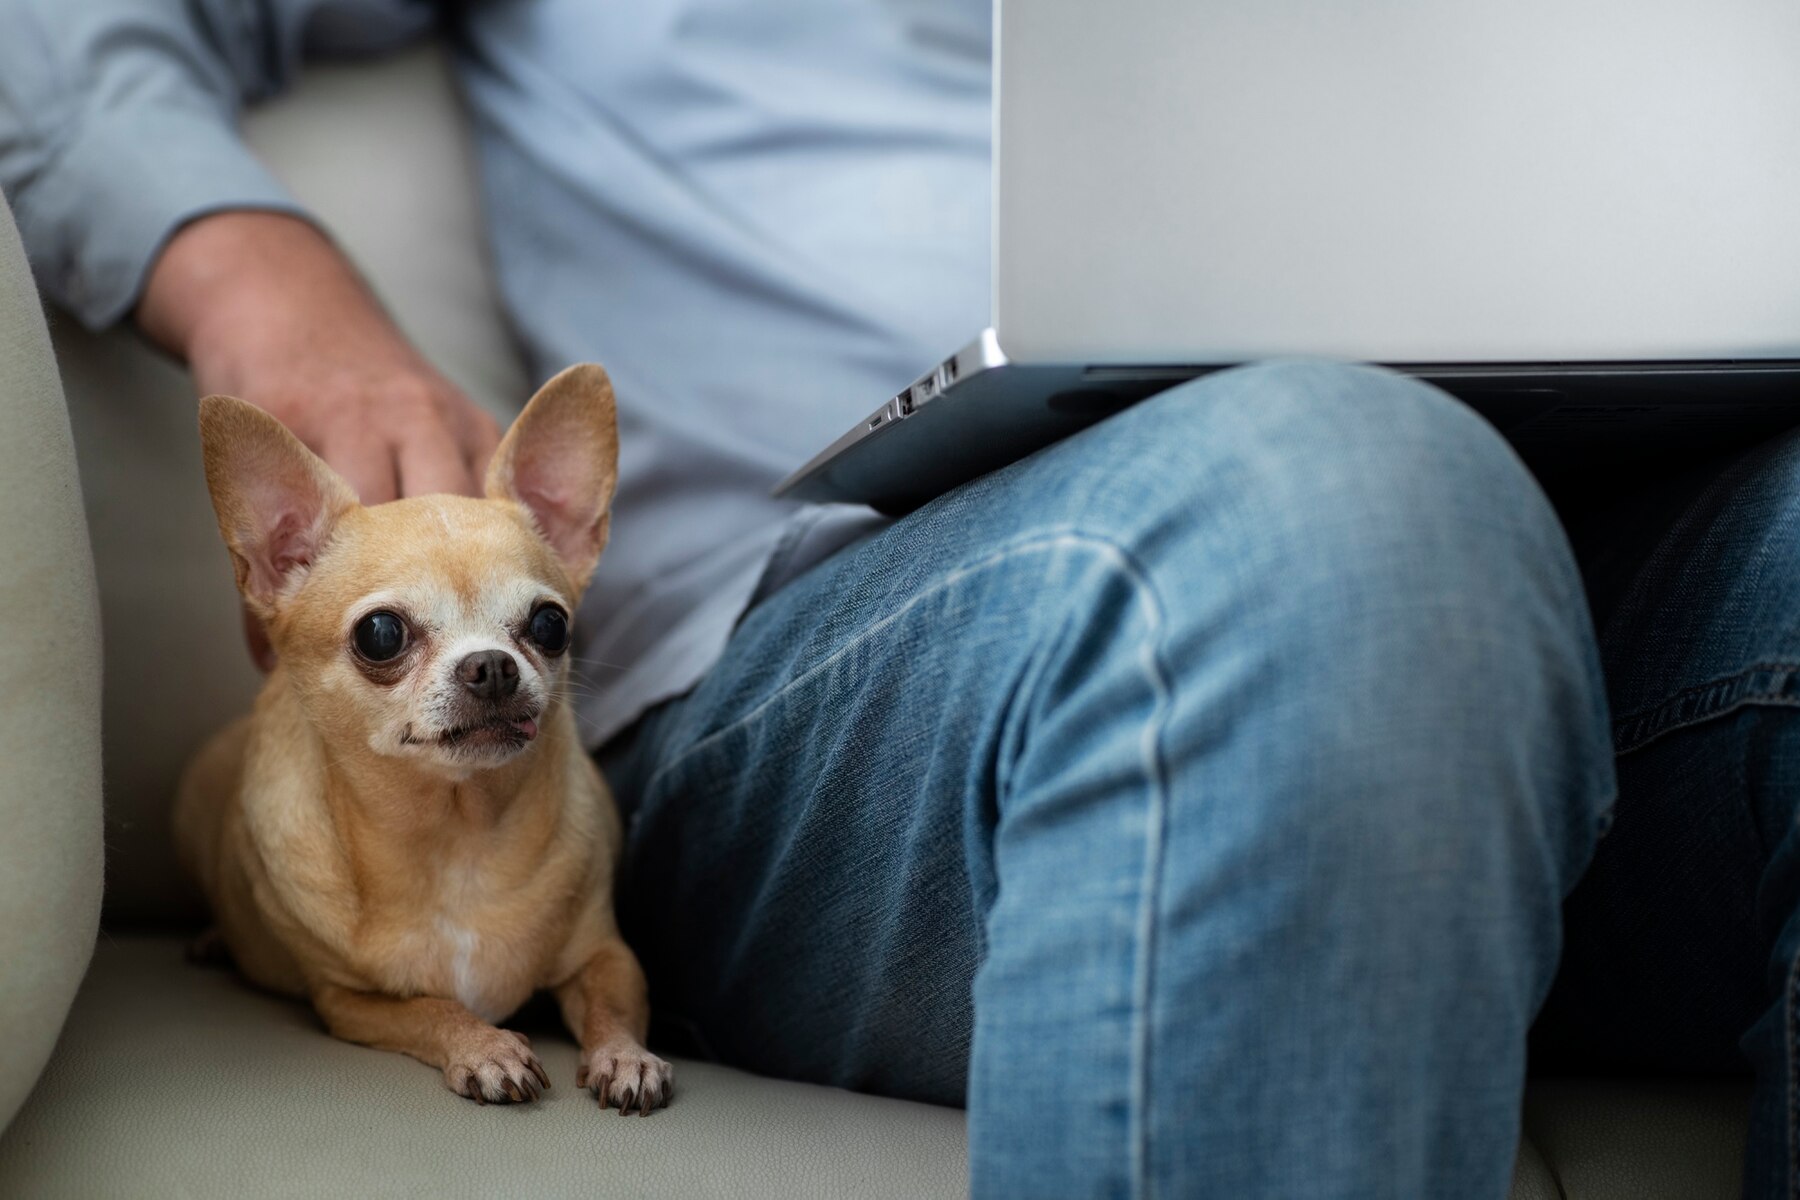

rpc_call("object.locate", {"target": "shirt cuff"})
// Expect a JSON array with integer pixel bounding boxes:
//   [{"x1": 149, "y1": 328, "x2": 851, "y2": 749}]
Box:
[{"x1": 11, "y1": 103, "x2": 311, "y2": 329}]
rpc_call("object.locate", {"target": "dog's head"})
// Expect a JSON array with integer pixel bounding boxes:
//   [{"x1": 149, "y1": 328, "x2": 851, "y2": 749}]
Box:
[{"x1": 198, "y1": 365, "x2": 617, "y2": 776}]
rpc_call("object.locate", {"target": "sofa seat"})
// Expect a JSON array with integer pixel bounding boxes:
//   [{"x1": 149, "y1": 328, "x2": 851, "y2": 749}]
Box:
[
  {"x1": 1520, "y1": 1077, "x2": 1749, "y2": 1199},
  {"x1": 0, "y1": 938, "x2": 970, "y2": 1199},
  {"x1": 0, "y1": 937, "x2": 1751, "y2": 1199}
]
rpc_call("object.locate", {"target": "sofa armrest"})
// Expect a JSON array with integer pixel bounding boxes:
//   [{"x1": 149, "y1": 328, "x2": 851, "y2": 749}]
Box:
[{"x1": 0, "y1": 191, "x2": 105, "y2": 1133}]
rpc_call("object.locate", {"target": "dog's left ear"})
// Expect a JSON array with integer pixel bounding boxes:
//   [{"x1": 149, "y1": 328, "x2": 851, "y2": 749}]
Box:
[{"x1": 486, "y1": 363, "x2": 620, "y2": 586}]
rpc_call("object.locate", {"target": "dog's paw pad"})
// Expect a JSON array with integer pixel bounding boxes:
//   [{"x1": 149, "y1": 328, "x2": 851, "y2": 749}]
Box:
[
  {"x1": 444, "y1": 1028, "x2": 550, "y2": 1105},
  {"x1": 578, "y1": 1040, "x2": 672, "y2": 1115}
]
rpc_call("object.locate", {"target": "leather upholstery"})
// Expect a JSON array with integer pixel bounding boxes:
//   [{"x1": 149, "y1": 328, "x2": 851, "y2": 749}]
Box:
[
  {"x1": 1523, "y1": 1078, "x2": 1750, "y2": 1198},
  {"x1": 0, "y1": 191, "x2": 104, "y2": 1133},
  {"x1": 0, "y1": 939, "x2": 969, "y2": 1198},
  {"x1": 0, "y1": 935, "x2": 1742, "y2": 1200},
  {"x1": 0, "y1": 938, "x2": 1750, "y2": 1199}
]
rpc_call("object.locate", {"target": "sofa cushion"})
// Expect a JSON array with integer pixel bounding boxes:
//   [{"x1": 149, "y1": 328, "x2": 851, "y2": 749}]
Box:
[
  {"x1": 1522, "y1": 1076, "x2": 1749, "y2": 1198},
  {"x1": 0, "y1": 938, "x2": 968, "y2": 1198},
  {"x1": 0, "y1": 192, "x2": 104, "y2": 1133},
  {"x1": 0, "y1": 937, "x2": 1754, "y2": 1199}
]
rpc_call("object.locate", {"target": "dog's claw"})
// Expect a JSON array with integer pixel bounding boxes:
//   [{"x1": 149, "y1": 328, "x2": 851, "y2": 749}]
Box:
[
  {"x1": 444, "y1": 1028, "x2": 544, "y2": 1107},
  {"x1": 530, "y1": 1060, "x2": 552, "y2": 1090},
  {"x1": 580, "y1": 1041, "x2": 670, "y2": 1115}
]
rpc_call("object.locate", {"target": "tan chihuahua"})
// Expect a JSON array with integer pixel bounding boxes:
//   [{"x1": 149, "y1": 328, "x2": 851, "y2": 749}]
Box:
[{"x1": 175, "y1": 364, "x2": 670, "y2": 1113}]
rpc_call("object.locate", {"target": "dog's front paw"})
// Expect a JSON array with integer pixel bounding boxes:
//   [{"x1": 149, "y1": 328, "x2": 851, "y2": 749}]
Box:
[
  {"x1": 444, "y1": 1027, "x2": 551, "y2": 1105},
  {"x1": 577, "y1": 1039, "x2": 672, "y2": 1115}
]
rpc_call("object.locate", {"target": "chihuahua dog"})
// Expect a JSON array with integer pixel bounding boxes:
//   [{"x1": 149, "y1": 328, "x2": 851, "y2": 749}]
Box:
[{"x1": 174, "y1": 364, "x2": 670, "y2": 1113}]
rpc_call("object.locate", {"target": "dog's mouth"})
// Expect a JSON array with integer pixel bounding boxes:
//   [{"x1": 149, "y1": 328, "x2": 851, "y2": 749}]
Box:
[{"x1": 403, "y1": 711, "x2": 541, "y2": 752}]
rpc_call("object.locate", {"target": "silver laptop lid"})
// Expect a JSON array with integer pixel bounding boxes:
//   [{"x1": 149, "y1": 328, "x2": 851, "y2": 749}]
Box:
[{"x1": 996, "y1": 0, "x2": 1800, "y2": 365}]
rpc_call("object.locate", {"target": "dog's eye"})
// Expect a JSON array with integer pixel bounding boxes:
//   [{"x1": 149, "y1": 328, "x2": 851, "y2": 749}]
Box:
[
  {"x1": 353, "y1": 611, "x2": 408, "y2": 662},
  {"x1": 527, "y1": 604, "x2": 569, "y2": 656}
]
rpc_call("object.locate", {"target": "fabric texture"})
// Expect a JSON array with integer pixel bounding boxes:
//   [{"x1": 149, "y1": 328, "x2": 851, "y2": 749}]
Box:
[
  {"x1": 0, "y1": 191, "x2": 104, "y2": 1132},
  {"x1": 601, "y1": 361, "x2": 1617, "y2": 1196},
  {"x1": 0, "y1": 0, "x2": 428, "y2": 326}
]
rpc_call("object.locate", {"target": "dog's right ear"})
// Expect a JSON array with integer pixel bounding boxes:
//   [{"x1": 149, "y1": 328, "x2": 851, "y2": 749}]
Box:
[{"x1": 198, "y1": 395, "x2": 359, "y2": 615}]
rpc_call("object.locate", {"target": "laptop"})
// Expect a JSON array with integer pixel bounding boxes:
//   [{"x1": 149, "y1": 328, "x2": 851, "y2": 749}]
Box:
[{"x1": 775, "y1": 0, "x2": 1800, "y2": 514}]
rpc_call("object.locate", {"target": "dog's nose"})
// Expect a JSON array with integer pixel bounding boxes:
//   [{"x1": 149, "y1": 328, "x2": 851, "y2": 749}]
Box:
[{"x1": 456, "y1": 650, "x2": 519, "y2": 700}]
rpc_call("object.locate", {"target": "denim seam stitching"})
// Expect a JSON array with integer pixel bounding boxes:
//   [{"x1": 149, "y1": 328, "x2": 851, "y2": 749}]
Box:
[
  {"x1": 644, "y1": 528, "x2": 1112, "y2": 795},
  {"x1": 1612, "y1": 660, "x2": 1800, "y2": 725},
  {"x1": 637, "y1": 529, "x2": 1177, "y2": 1198},
  {"x1": 1089, "y1": 540, "x2": 1173, "y2": 1200},
  {"x1": 1611, "y1": 662, "x2": 1800, "y2": 758}
]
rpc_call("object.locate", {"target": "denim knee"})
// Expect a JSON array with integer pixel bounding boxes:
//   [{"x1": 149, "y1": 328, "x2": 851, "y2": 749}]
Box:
[
  {"x1": 991, "y1": 358, "x2": 1615, "y2": 896},
  {"x1": 1059, "y1": 358, "x2": 1564, "y2": 576},
  {"x1": 1030, "y1": 361, "x2": 1587, "y2": 643}
]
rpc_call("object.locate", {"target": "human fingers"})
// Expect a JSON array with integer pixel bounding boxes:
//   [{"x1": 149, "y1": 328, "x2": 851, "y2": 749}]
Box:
[
  {"x1": 321, "y1": 431, "x2": 399, "y2": 506},
  {"x1": 397, "y1": 419, "x2": 480, "y2": 498},
  {"x1": 450, "y1": 395, "x2": 504, "y2": 485}
]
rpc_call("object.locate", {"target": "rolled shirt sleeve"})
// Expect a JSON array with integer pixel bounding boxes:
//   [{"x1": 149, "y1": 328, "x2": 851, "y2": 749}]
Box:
[{"x1": 0, "y1": 0, "x2": 435, "y2": 329}]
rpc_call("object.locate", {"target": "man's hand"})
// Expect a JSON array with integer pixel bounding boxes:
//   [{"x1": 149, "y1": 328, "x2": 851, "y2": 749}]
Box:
[
  {"x1": 139, "y1": 211, "x2": 501, "y2": 504},
  {"x1": 140, "y1": 212, "x2": 504, "y2": 669}
]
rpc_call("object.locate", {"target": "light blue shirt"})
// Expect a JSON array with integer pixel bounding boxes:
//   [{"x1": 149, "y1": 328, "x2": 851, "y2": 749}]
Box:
[{"x1": 0, "y1": 0, "x2": 992, "y2": 746}]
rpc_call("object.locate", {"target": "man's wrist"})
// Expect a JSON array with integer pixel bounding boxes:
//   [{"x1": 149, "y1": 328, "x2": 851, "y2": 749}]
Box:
[{"x1": 136, "y1": 210, "x2": 388, "y2": 371}]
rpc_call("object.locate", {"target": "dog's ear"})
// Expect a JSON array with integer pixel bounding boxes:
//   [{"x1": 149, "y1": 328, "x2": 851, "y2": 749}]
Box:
[
  {"x1": 485, "y1": 363, "x2": 620, "y2": 587},
  {"x1": 198, "y1": 395, "x2": 359, "y2": 615}
]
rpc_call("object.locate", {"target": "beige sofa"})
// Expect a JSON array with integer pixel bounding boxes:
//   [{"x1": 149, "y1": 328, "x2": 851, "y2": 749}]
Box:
[{"x1": 0, "y1": 43, "x2": 1756, "y2": 1198}]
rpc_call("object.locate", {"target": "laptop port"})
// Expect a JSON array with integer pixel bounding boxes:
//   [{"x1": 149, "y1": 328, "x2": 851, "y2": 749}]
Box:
[
  {"x1": 868, "y1": 410, "x2": 887, "y2": 431},
  {"x1": 943, "y1": 356, "x2": 961, "y2": 384}
]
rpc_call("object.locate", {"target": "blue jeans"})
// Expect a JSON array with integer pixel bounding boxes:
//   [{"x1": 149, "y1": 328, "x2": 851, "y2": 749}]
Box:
[
  {"x1": 601, "y1": 360, "x2": 1619, "y2": 1197},
  {"x1": 1532, "y1": 425, "x2": 1800, "y2": 1199}
]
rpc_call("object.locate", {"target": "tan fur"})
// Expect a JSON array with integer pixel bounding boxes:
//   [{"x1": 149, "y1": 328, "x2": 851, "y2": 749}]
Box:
[{"x1": 175, "y1": 365, "x2": 672, "y2": 1110}]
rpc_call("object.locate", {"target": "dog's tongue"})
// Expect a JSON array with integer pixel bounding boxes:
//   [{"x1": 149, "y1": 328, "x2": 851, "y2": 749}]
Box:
[{"x1": 513, "y1": 717, "x2": 539, "y2": 741}]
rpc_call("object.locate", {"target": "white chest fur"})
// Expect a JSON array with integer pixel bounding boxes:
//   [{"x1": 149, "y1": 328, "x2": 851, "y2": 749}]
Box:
[
  {"x1": 366, "y1": 860, "x2": 532, "y2": 1025},
  {"x1": 432, "y1": 915, "x2": 499, "y2": 1020}
]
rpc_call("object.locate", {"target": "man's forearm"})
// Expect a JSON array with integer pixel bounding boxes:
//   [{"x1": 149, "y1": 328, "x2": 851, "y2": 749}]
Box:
[
  {"x1": 138, "y1": 211, "x2": 405, "y2": 391},
  {"x1": 140, "y1": 212, "x2": 373, "y2": 367}
]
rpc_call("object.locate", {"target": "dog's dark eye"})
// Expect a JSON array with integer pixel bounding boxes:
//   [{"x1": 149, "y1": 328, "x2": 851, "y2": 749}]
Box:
[
  {"x1": 353, "y1": 611, "x2": 408, "y2": 662},
  {"x1": 527, "y1": 604, "x2": 569, "y2": 656}
]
